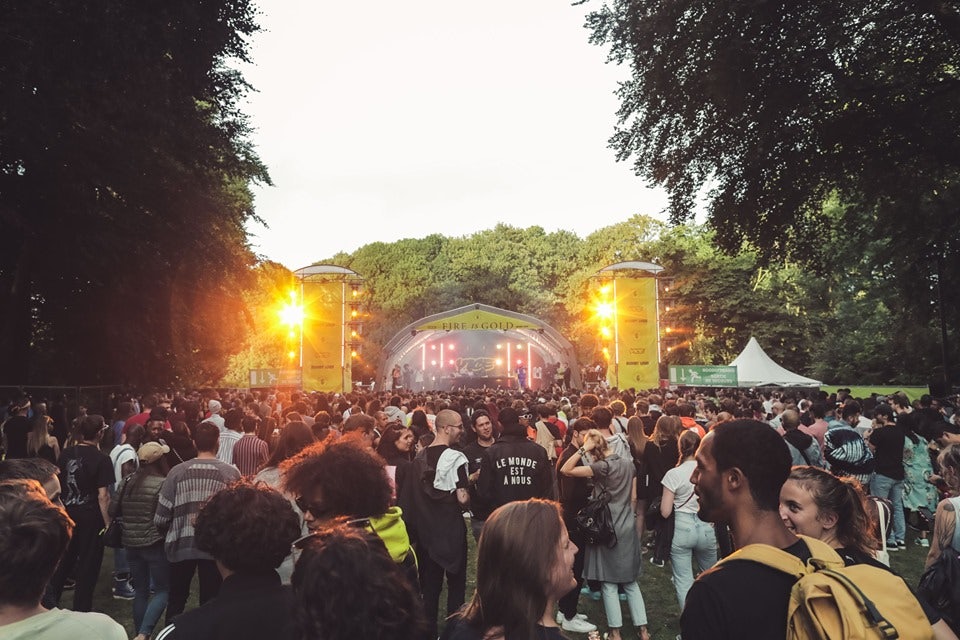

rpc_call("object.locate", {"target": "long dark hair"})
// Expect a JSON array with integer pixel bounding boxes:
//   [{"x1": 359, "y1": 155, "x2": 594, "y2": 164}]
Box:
[
  {"x1": 261, "y1": 422, "x2": 314, "y2": 472},
  {"x1": 460, "y1": 500, "x2": 565, "y2": 640}
]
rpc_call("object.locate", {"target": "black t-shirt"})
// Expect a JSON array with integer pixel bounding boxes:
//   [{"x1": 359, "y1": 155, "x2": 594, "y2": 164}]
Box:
[
  {"x1": 869, "y1": 426, "x2": 905, "y2": 480},
  {"x1": 463, "y1": 440, "x2": 494, "y2": 519},
  {"x1": 2, "y1": 415, "x2": 31, "y2": 458},
  {"x1": 58, "y1": 444, "x2": 114, "y2": 512},
  {"x1": 680, "y1": 538, "x2": 812, "y2": 640},
  {"x1": 426, "y1": 445, "x2": 469, "y2": 489}
]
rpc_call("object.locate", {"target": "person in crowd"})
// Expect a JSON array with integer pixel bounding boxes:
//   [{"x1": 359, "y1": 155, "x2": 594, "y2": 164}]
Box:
[
  {"x1": 110, "y1": 402, "x2": 136, "y2": 452},
  {"x1": 643, "y1": 415, "x2": 682, "y2": 566},
  {"x1": 48, "y1": 415, "x2": 114, "y2": 612},
  {"x1": 377, "y1": 426, "x2": 415, "y2": 498},
  {"x1": 154, "y1": 481, "x2": 301, "y2": 640},
  {"x1": 0, "y1": 479, "x2": 126, "y2": 639},
  {"x1": 342, "y1": 412, "x2": 377, "y2": 449},
  {"x1": 781, "y1": 465, "x2": 953, "y2": 638},
  {"x1": 463, "y1": 411, "x2": 496, "y2": 540},
  {"x1": 626, "y1": 414, "x2": 651, "y2": 543},
  {"x1": 401, "y1": 408, "x2": 470, "y2": 638},
  {"x1": 204, "y1": 399, "x2": 225, "y2": 432},
  {"x1": 782, "y1": 408, "x2": 824, "y2": 468},
  {"x1": 155, "y1": 421, "x2": 241, "y2": 623},
  {"x1": 0, "y1": 457, "x2": 61, "y2": 504},
  {"x1": 2, "y1": 396, "x2": 32, "y2": 459},
  {"x1": 478, "y1": 407, "x2": 554, "y2": 512},
  {"x1": 291, "y1": 523, "x2": 426, "y2": 640},
  {"x1": 868, "y1": 402, "x2": 907, "y2": 549},
  {"x1": 560, "y1": 429, "x2": 649, "y2": 640},
  {"x1": 554, "y1": 418, "x2": 599, "y2": 634},
  {"x1": 900, "y1": 404, "x2": 940, "y2": 548},
  {"x1": 660, "y1": 430, "x2": 717, "y2": 608},
  {"x1": 232, "y1": 415, "x2": 268, "y2": 477},
  {"x1": 409, "y1": 409, "x2": 431, "y2": 440},
  {"x1": 111, "y1": 441, "x2": 172, "y2": 640},
  {"x1": 681, "y1": 419, "x2": 808, "y2": 638},
  {"x1": 282, "y1": 439, "x2": 415, "y2": 577},
  {"x1": 823, "y1": 401, "x2": 876, "y2": 485},
  {"x1": 441, "y1": 499, "x2": 577, "y2": 640},
  {"x1": 215, "y1": 408, "x2": 244, "y2": 464},
  {"x1": 927, "y1": 444, "x2": 960, "y2": 571},
  {"x1": 26, "y1": 404, "x2": 59, "y2": 463}
]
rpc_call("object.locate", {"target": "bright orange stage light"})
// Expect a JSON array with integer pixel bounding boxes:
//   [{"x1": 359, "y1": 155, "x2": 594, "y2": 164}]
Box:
[{"x1": 595, "y1": 302, "x2": 614, "y2": 319}]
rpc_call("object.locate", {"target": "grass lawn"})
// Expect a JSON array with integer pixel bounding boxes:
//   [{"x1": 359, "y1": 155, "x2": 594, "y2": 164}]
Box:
[{"x1": 87, "y1": 525, "x2": 934, "y2": 639}]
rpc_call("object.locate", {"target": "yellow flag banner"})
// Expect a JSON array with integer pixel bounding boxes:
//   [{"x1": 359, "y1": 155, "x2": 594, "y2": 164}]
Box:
[
  {"x1": 614, "y1": 277, "x2": 659, "y2": 390},
  {"x1": 302, "y1": 280, "x2": 347, "y2": 393}
]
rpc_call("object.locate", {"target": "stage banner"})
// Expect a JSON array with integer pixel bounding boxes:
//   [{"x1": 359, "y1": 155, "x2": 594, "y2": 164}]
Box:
[
  {"x1": 613, "y1": 277, "x2": 659, "y2": 390},
  {"x1": 302, "y1": 280, "x2": 347, "y2": 393}
]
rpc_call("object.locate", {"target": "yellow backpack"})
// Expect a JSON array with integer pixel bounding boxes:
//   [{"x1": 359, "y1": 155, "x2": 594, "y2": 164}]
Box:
[{"x1": 718, "y1": 535, "x2": 933, "y2": 640}]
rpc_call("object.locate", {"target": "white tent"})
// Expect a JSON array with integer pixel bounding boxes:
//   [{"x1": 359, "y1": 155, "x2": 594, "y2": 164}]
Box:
[{"x1": 728, "y1": 337, "x2": 822, "y2": 387}]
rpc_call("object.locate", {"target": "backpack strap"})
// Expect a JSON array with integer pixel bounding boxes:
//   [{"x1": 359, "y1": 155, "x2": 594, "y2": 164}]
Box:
[{"x1": 716, "y1": 535, "x2": 844, "y2": 577}]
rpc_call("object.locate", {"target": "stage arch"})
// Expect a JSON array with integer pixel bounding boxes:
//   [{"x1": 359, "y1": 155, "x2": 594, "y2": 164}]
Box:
[{"x1": 377, "y1": 304, "x2": 581, "y2": 391}]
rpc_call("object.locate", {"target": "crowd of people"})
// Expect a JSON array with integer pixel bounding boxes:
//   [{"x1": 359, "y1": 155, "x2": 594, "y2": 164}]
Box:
[{"x1": 1, "y1": 384, "x2": 960, "y2": 639}]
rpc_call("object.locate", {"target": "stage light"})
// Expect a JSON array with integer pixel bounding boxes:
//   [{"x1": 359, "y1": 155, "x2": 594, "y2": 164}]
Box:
[
  {"x1": 516, "y1": 344, "x2": 523, "y2": 349},
  {"x1": 600, "y1": 325, "x2": 612, "y2": 338},
  {"x1": 278, "y1": 297, "x2": 304, "y2": 328},
  {"x1": 496, "y1": 344, "x2": 502, "y2": 350},
  {"x1": 449, "y1": 359, "x2": 454, "y2": 365},
  {"x1": 665, "y1": 326, "x2": 672, "y2": 333},
  {"x1": 351, "y1": 330, "x2": 358, "y2": 338},
  {"x1": 288, "y1": 330, "x2": 295, "y2": 339},
  {"x1": 595, "y1": 301, "x2": 614, "y2": 319},
  {"x1": 495, "y1": 358, "x2": 503, "y2": 366},
  {"x1": 430, "y1": 360, "x2": 437, "y2": 366},
  {"x1": 431, "y1": 344, "x2": 436, "y2": 350},
  {"x1": 350, "y1": 309, "x2": 358, "y2": 318},
  {"x1": 351, "y1": 350, "x2": 358, "y2": 358},
  {"x1": 516, "y1": 359, "x2": 522, "y2": 365},
  {"x1": 288, "y1": 350, "x2": 296, "y2": 360},
  {"x1": 448, "y1": 344, "x2": 455, "y2": 350},
  {"x1": 600, "y1": 284, "x2": 612, "y2": 295}
]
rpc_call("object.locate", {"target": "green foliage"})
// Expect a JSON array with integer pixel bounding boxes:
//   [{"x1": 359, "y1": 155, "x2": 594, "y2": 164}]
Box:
[{"x1": 0, "y1": 0, "x2": 269, "y2": 386}]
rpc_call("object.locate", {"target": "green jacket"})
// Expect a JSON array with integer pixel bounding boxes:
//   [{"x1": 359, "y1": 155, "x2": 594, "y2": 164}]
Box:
[{"x1": 110, "y1": 473, "x2": 165, "y2": 549}]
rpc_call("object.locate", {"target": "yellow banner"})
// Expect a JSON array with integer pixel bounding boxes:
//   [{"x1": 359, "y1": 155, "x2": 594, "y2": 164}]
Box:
[
  {"x1": 416, "y1": 308, "x2": 540, "y2": 332},
  {"x1": 613, "y1": 277, "x2": 659, "y2": 390},
  {"x1": 302, "y1": 280, "x2": 347, "y2": 393}
]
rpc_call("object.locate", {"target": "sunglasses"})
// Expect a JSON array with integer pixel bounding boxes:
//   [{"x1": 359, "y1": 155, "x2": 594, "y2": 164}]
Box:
[
  {"x1": 291, "y1": 516, "x2": 371, "y2": 550},
  {"x1": 295, "y1": 495, "x2": 326, "y2": 516}
]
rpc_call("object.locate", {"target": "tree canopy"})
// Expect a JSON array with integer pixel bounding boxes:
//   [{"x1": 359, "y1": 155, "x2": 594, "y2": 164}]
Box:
[{"x1": 0, "y1": 0, "x2": 269, "y2": 386}]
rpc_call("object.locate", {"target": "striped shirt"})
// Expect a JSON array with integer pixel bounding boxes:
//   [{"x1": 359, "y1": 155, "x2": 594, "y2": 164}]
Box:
[
  {"x1": 216, "y1": 429, "x2": 243, "y2": 464},
  {"x1": 154, "y1": 457, "x2": 241, "y2": 562},
  {"x1": 232, "y1": 434, "x2": 268, "y2": 477}
]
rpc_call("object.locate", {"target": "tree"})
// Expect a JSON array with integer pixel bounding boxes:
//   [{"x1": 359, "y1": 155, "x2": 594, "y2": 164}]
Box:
[
  {"x1": 583, "y1": 0, "x2": 960, "y2": 252},
  {"x1": 0, "y1": 1, "x2": 269, "y2": 385},
  {"x1": 583, "y1": 0, "x2": 960, "y2": 384}
]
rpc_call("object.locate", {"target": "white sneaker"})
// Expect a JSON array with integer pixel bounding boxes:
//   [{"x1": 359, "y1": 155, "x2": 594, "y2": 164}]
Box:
[
  {"x1": 561, "y1": 617, "x2": 598, "y2": 634},
  {"x1": 556, "y1": 612, "x2": 589, "y2": 624}
]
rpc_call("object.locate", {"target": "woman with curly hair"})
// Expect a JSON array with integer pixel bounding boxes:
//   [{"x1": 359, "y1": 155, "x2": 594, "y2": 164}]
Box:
[
  {"x1": 291, "y1": 523, "x2": 426, "y2": 640},
  {"x1": 282, "y1": 440, "x2": 416, "y2": 581},
  {"x1": 441, "y1": 499, "x2": 577, "y2": 640},
  {"x1": 154, "y1": 481, "x2": 302, "y2": 640}
]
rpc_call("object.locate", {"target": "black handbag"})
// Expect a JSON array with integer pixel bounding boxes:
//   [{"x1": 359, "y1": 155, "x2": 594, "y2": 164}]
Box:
[
  {"x1": 103, "y1": 476, "x2": 130, "y2": 549},
  {"x1": 576, "y1": 462, "x2": 617, "y2": 548},
  {"x1": 918, "y1": 545, "x2": 960, "y2": 632}
]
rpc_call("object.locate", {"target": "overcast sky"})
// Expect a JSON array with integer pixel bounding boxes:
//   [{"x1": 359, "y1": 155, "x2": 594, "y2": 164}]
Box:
[{"x1": 239, "y1": 1, "x2": 669, "y2": 270}]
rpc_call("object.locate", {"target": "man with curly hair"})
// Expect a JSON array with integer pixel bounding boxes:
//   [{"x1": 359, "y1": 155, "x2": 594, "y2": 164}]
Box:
[
  {"x1": 282, "y1": 440, "x2": 416, "y2": 577},
  {"x1": 154, "y1": 481, "x2": 301, "y2": 640}
]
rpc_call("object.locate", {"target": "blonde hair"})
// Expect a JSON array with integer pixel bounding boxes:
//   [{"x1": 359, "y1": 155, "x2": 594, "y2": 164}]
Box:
[{"x1": 583, "y1": 429, "x2": 609, "y2": 460}]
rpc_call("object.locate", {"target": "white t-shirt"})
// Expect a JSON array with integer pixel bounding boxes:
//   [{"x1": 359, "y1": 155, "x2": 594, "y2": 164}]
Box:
[
  {"x1": 109, "y1": 444, "x2": 138, "y2": 485},
  {"x1": 661, "y1": 459, "x2": 699, "y2": 514},
  {"x1": 0, "y1": 608, "x2": 126, "y2": 640}
]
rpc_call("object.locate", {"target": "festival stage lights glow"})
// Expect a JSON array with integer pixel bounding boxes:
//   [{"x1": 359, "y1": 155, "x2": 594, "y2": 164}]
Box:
[{"x1": 278, "y1": 291, "x2": 304, "y2": 328}]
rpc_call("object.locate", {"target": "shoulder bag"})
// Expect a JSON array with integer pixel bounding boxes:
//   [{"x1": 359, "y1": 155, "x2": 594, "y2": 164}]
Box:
[
  {"x1": 103, "y1": 475, "x2": 132, "y2": 548},
  {"x1": 576, "y1": 460, "x2": 617, "y2": 548}
]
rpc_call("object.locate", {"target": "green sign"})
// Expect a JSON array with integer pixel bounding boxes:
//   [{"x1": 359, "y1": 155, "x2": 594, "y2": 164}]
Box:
[
  {"x1": 668, "y1": 365, "x2": 738, "y2": 387},
  {"x1": 249, "y1": 368, "x2": 302, "y2": 387}
]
